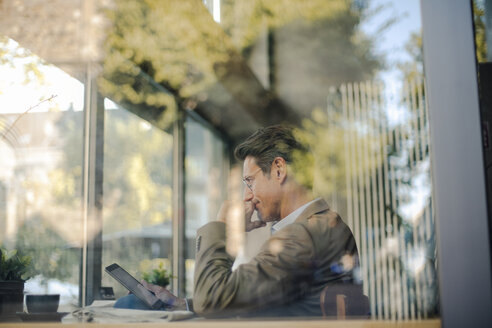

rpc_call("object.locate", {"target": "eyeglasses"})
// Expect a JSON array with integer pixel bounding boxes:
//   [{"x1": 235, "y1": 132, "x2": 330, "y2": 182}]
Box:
[{"x1": 242, "y1": 167, "x2": 262, "y2": 192}]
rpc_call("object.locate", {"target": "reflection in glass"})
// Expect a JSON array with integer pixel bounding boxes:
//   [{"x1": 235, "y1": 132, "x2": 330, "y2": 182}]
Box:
[
  {"x1": 0, "y1": 37, "x2": 84, "y2": 308},
  {"x1": 99, "y1": 0, "x2": 437, "y2": 318},
  {"x1": 185, "y1": 116, "x2": 227, "y2": 297},
  {"x1": 101, "y1": 100, "x2": 174, "y2": 299},
  {"x1": 1, "y1": 0, "x2": 440, "y2": 321},
  {"x1": 288, "y1": 1, "x2": 438, "y2": 318}
]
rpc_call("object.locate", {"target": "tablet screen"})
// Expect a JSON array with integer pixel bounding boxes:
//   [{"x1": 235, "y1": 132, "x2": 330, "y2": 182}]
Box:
[{"x1": 105, "y1": 263, "x2": 164, "y2": 310}]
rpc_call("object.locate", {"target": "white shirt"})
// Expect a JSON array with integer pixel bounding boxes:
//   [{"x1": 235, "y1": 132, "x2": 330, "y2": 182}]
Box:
[{"x1": 270, "y1": 198, "x2": 320, "y2": 235}]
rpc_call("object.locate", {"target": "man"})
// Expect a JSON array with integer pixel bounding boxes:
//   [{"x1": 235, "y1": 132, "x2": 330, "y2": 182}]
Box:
[{"x1": 143, "y1": 125, "x2": 360, "y2": 317}]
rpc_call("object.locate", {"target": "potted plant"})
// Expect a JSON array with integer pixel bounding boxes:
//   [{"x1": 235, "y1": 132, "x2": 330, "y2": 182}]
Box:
[
  {"x1": 141, "y1": 262, "x2": 173, "y2": 288},
  {"x1": 0, "y1": 247, "x2": 33, "y2": 321}
]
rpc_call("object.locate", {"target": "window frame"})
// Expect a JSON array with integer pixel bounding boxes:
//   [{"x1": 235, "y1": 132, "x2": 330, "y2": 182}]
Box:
[{"x1": 421, "y1": 0, "x2": 492, "y2": 326}]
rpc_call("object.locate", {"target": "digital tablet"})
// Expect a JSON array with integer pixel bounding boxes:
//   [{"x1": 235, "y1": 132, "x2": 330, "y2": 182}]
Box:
[{"x1": 105, "y1": 263, "x2": 164, "y2": 310}]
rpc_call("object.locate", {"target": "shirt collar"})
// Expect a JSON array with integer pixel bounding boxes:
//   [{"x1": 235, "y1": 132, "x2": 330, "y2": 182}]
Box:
[{"x1": 270, "y1": 198, "x2": 321, "y2": 235}]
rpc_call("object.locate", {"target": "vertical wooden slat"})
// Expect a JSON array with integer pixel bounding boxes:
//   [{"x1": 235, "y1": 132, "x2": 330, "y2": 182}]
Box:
[
  {"x1": 389, "y1": 119, "x2": 404, "y2": 319},
  {"x1": 340, "y1": 77, "x2": 434, "y2": 319},
  {"x1": 409, "y1": 78, "x2": 420, "y2": 318},
  {"x1": 416, "y1": 77, "x2": 430, "y2": 319},
  {"x1": 402, "y1": 81, "x2": 415, "y2": 319},
  {"x1": 375, "y1": 82, "x2": 396, "y2": 320},
  {"x1": 347, "y1": 83, "x2": 362, "y2": 287},
  {"x1": 410, "y1": 78, "x2": 424, "y2": 319},
  {"x1": 420, "y1": 79, "x2": 433, "y2": 237},
  {"x1": 353, "y1": 82, "x2": 369, "y2": 298},
  {"x1": 366, "y1": 81, "x2": 383, "y2": 319},
  {"x1": 373, "y1": 81, "x2": 385, "y2": 319},
  {"x1": 360, "y1": 82, "x2": 377, "y2": 317},
  {"x1": 418, "y1": 76, "x2": 432, "y2": 318},
  {"x1": 341, "y1": 84, "x2": 354, "y2": 232},
  {"x1": 397, "y1": 89, "x2": 411, "y2": 320},
  {"x1": 397, "y1": 87, "x2": 411, "y2": 319},
  {"x1": 374, "y1": 82, "x2": 390, "y2": 319}
]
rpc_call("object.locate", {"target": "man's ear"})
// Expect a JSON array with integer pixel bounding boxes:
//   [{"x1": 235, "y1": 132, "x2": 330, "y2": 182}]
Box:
[{"x1": 271, "y1": 157, "x2": 287, "y2": 183}]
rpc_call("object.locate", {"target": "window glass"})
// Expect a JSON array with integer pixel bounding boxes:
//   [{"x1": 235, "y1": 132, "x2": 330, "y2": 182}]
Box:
[
  {"x1": 210, "y1": 0, "x2": 437, "y2": 319},
  {"x1": 0, "y1": 0, "x2": 439, "y2": 322},
  {"x1": 0, "y1": 37, "x2": 84, "y2": 310},
  {"x1": 101, "y1": 99, "x2": 174, "y2": 300},
  {"x1": 184, "y1": 115, "x2": 227, "y2": 297}
]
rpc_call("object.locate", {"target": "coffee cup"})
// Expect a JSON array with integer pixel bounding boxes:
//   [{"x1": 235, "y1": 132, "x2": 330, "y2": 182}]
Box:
[{"x1": 25, "y1": 294, "x2": 60, "y2": 313}]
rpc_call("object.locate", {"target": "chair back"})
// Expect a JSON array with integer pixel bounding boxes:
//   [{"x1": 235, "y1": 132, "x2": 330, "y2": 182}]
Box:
[{"x1": 320, "y1": 283, "x2": 370, "y2": 319}]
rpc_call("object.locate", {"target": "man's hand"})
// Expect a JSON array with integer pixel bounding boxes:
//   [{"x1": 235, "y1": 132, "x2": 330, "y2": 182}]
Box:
[
  {"x1": 141, "y1": 280, "x2": 187, "y2": 311},
  {"x1": 244, "y1": 200, "x2": 266, "y2": 232},
  {"x1": 216, "y1": 200, "x2": 266, "y2": 232}
]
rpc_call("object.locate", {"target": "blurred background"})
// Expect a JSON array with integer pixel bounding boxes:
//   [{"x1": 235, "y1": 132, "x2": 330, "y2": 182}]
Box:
[{"x1": 0, "y1": 0, "x2": 489, "y2": 321}]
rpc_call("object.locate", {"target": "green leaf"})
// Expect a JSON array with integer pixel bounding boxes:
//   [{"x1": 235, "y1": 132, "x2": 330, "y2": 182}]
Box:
[
  {"x1": 141, "y1": 262, "x2": 173, "y2": 287},
  {"x1": 0, "y1": 247, "x2": 33, "y2": 282}
]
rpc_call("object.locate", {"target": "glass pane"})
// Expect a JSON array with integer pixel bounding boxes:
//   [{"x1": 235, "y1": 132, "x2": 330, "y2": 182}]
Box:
[
  {"x1": 199, "y1": 0, "x2": 437, "y2": 320},
  {"x1": 101, "y1": 99, "x2": 174, "y2": 299},
  {"x1": 184, "y1": 116, "x2": 227, "y2": 297},
  {"x1": 0, "y1": 37, "x2": 84, "y2": 311},
  {"x1": 0, "y1": 0, "x2": 440, "y2": 323}
]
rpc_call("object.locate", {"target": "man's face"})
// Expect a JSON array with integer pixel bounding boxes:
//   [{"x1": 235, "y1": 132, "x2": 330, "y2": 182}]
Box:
[{"x1": 242, "y1": 156, "x2": 282, "y2": 222}]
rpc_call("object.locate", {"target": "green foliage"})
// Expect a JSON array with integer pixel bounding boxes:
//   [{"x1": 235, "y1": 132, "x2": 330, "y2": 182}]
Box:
[
  {"x1": 294, "y1": 106, "x2": 384, "y2": 200},
  {"x1": 141, "y1": 262, "x2": 173, "y2": 287},
  {"x1": 102, "y1": 109, "x2": 173, "y2": 234},
  {"x1": 473, "y1": 0, "x2": 487, "y2": 62},
  {"x1": 221, "y1": 0, "x2": 361, "y2": 50},
  {"x1": 101, "y1": 0, "x2": 381, "y2": 122},
  {"x1": 15, "y1": 215, "x2": 80, "y2": 285},
  {"x1": 0, "y1": 247, "x2": 33, "y2": 282},
  {"x1": 399, "y1": 32, "x2": 424, "y2": 83},
  {"x1": 0, "y1": 36, "x2": 46, "y2": 88}
]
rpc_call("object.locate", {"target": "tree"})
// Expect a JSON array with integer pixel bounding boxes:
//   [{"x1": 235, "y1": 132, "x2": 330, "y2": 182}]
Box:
[
  {"x1": 0, "y1": 36, "x2": 46, "y2": 93},
  {"x1": 473, "y1": 0, "x2": 487, "y2": 63},
  {"x1": 99, "y1": 0, "x2": 383, "y2": 137}
]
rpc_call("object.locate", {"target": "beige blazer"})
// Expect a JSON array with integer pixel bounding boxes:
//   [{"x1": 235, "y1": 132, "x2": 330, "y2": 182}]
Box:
[{"x1": 193, "y1": 198, "x2": 359, "y2": 317}]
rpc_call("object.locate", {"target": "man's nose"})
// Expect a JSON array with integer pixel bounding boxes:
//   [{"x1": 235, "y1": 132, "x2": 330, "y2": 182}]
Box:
[{"x1": 243, "y1": 187, "x2": 253, "y2": 201}]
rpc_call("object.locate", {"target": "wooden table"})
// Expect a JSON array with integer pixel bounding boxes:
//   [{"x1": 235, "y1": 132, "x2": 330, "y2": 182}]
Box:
[{"x1": 0, "y1": 319, "x2": 441, "y2": 328}]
